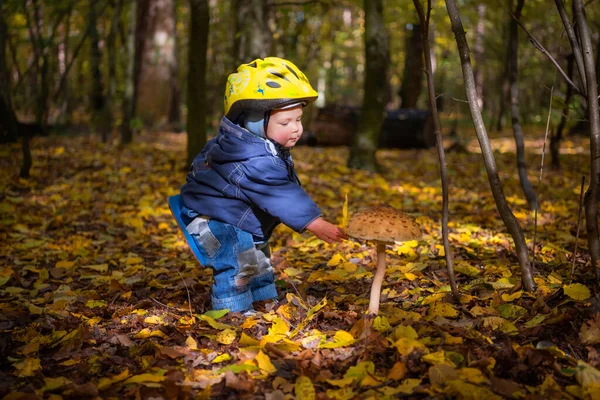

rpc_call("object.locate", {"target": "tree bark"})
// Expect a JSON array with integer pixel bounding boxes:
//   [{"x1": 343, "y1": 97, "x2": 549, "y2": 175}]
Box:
[
  {"x1": 398, "y1": 23, "x2": 423, "y2": 109},
  {"x1": 89, "y1": 0, "x2": 109, "y2": 142},
  {"x1": 551, "y1": 54, "x2": 574, "y2": 170},
  {"x1": 509, "y1": 0, "x2": 538, "y2": 210},
  {"x1": 107, "y1": 0, "x2": 123, "y2": 120},
  {"x1": 573, "y1": 0, "x2": 600, "y2": 280},
  {"x1": 554, "y1": 0, "x2": 586, "y2": 94},
  {"x1": 473, "y1": 3, "x2": 485, "y2": 111},
  {"x1": 413, "y1": 0, "x2": 458, "y2": 298},
  {"x1": 187, "y1": 0, "x2": 209, "y2": 165},
  {"x1": 347, "y1": 0, "x2": 388, "y2": 171},
  {"x1": 121, "y1": 0, "x2": 136, "y2": 145},
  {"x1": 233, "y1": 0, "x2": 270, "y2": 65},
  {"x1": 136, "y1": 0, "x2": 178, "y2": 127},
  {"x1": 168, "y1": 0, "x2": 181, "y2": 131},
  {"x1": 445, "y1": 0, "x2": 535, "y2": 291},
  {"x1": 0, "y1": 0, "x2": 20, "y2": 145}
]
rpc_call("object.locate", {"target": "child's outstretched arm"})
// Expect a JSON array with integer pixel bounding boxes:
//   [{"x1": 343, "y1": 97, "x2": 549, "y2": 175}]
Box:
[{"x1": 306, "y1": 217, "x2": 348, "y2": 243}]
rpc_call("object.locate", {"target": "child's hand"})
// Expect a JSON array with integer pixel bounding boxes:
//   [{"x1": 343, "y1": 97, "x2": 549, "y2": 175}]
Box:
[{"x1": 306, "y1": 217, "x2": 348, "y2": 243}]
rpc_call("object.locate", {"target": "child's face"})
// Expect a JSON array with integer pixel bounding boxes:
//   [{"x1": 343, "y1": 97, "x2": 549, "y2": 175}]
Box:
[{"x1": 267, "y1": 106, "x2": 303, "y2": 148}]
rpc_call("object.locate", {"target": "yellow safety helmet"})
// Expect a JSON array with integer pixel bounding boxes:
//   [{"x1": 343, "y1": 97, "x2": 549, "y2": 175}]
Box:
[{"x1": 223, "y1": 57, "x2": 318, "y2": 122}]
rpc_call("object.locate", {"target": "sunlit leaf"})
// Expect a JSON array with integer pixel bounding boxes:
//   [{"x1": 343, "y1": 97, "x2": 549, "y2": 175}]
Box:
[
  {"x1": 295, "y1": 376, "x2": 316, "y2": 400},
  {"x1": 563, "y1": 283, "x2": 591, "y2": 301}
]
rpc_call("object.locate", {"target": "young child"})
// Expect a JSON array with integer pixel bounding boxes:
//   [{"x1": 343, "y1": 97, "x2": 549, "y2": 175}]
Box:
[{"x1": 178, "y1": 57, "x2": 346, "y2": 314}]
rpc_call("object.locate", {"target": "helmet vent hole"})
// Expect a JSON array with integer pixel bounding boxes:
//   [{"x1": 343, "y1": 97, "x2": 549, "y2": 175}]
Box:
[
  {"x1": 247, "y1": 62, "x2": 257, "y2": 68},
  {"x1": 266, "y1": 81, "x2": 281, "y2": 88},
  {"x1": 284, "y1": 64, "x2": 299, "y2": 79},
  {"x1": 268, "y1": 70, "x2": 289, "y2": 81}
]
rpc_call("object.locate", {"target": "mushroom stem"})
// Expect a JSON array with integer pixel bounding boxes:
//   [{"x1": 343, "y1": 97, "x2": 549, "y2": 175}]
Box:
[{"x1": 368, "y1": 241, "x2": 387, "y2": 315}]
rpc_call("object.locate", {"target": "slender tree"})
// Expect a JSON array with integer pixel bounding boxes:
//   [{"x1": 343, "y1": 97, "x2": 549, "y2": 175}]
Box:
[
  {"x1": 551, "y1": 54, "x2": 574, "y2": 170},
  {"x1": 413, "y1": 0, "x2": 457, "y2": 298},
  {"x1": 0, "y1": 0, "x2": 19, "y2": 145},
  {"x1": 473, "y1": 3, "x2": 485, "y2": 110},
  {"x1": 398, "y1": 23, "x2": 423, "y2": 109},
  {"x1": 121, "y1": 0, "x2": 136, "y2": 144},
  {"x1": 347, "y1": 0, "x2": 388, "y2": 171},
  {"x1": 445, "y1": 0, "x2": 535, "y2": 291},
  {"x1": 509, "y1": 0, "x2": 538, "y2": 210},
  {"x1": 187, "y1": 0, "x2": 209, "y2": 165},
  {"x1": 89, "y1": 0, "x2": 109, "y2": 142},
  {"x1": 573, "y1": 0, "x2": 600, "y2": 280}
]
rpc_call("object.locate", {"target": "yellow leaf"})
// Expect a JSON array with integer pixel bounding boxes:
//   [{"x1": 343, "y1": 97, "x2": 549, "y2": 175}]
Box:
[
  {"x1": 199, "y1": 315, "x2": 232, "y2": 330},
  {"x1": 482, "y1": 317, "x2": 518, "y2": 334},
  {"x1": 458, "y1": 367, "x2": 488, "y2": 384},
  {"x1": 429, "y1": 302, "x2": 458, "y2": 318},
  {"x1": 524, "y1": 313, "x2": 547, "y2": 328},
  {"x1": 380, "y1": 379, "x2": 421, "y2": 395},
  {"x1": 80, "y1": 263, "x2": 109, "y2": 273},
  {"x1": 186, "y1": 336, "x2": 198, "y2": 350},
  {"x1": 576, "y1": 361, "x2": 600, "y2": 389},
  {"x1": 388, "y1": 362, "x2": 407, "y2": 380},
  {"x1": 256, "y1": 350, "x2": 277, "y2": 374},
  {"x1": 404, "y1": 272, "x2": 418, "y2": 281},
  {"x1": 360, "y1": 374, "x2": 383, "y2": 387},
  {"x1": 373, "y1": 316, "x2": 391, "y2": 332},
  {"x1": 85, "y1": 300, "x2": 106, "y2": 309},
  {"x1": 283, "y1": 267, "x2": 303, "y2": 277},
  {"x1": 261, "y1": 317, "x2": 290, "y2": 344},
  {"x1": 55, "y1": 260, "x2": 75, "y2": 269},
  {"x1": 390, "y1": 324, "x2": 418, "y2": 340},
  {"x1": 134, "y1": 328, "x2": 168, "y2": 339},
  {"x1": 98, "y1": 368, "x2": 130, "y2": 390},
  {"x1": 320, "y1": 330, "x2": 355, "y2": 349},
  {"x1": 501, "y1": 291, "x2": 523, "y2": 302},
  {"x1": 422, "y1": 351, "x2": 450, "y2": 365},
  {"x1": 327, "y1": 253, "x2": 346, "y2": 267},
  {"x1": 295, "y1": 376, "x2": 316, "y2": 400},
  {"x1": 216, "y1": 328, "x2": 237, "y2": 345},
  {"x1": 212, "y1": 353, "x2": 232, "y2": 363},
  {"x1": 0, "y1": 266, "x2": 14, "y2": 287},
  {"x1": 454, "y1": 261, "x2": 481, "y2": 277},
  {"x1": 239, "y1": 332, "x2": 259, "y2": 346},
  {"x1": 13, "y1": 357, "x2": 42, "y2": 377},
  {"x1": 144, "y1": 316, "x2": 164, "y2": 325},
  {"x1": 392, "y1": 337, "x2": 426, "y2": 357},
  {"x1": 28, "y1": 304, "x2": 43, "y2": 315},
  {"x1": 563, "y1": 283, "x2": 591, "y2": 301},
  {"x1": 241, "y1": 317, "x2": 259, "y2": 330},
  {"x1": 42, "y1": 376, "x2": 72, "y2": 391},
  {"x1": 580, "y1": 314, "x2": 600, "y2": 345},
  {"x1": 326, "y1": 377, "x2": 355, "y2": 387},
  {"x1": 124, "y1": 373, "x2": 166, "y2": 385},
  {"x1": 344, "y1": 361, "x2": 375, "y2": 383}
]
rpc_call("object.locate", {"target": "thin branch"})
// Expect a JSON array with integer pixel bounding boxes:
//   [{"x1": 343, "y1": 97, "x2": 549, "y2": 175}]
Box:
[
  {"x1": 177, "y1": 270, "x2": 194, "y2": 320},
  {"x1": 53, "y1": 2, "x2": 110, "y2": 102},
  {"x1": 570, "y1": 176, "x2": 585, "y2": 281},
  {"x1": 511, "y1": 12, "x2": 582, "y2": 95},
  {"x1": 267, "y1": 0, "x2": 327, "y2": 6},
  {"x1": 553, "y1": 0, "x2": 587, "y2": 94},
  {"x1": 532, "y1": 73, "x2": 556, "y2": 270},
  {"x1": 6, "y1": 33, "x2": 21, "y2": 82}
]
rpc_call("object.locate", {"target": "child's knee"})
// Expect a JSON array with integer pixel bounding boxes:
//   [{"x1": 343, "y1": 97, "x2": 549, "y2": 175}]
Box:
[{"x1": 234, "y1": 246, "x2": 273, "y2": 287}]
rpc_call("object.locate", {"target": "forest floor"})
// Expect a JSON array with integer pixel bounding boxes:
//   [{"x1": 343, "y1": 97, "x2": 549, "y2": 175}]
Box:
[{"x1": 0, "y1": 128, "x2": 599, "y2": 399}]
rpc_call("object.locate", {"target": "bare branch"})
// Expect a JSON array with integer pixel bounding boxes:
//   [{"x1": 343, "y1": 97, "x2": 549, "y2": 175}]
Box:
[
  {"x1": 511, "y1": 12, "x2": 582, "y2": 95},
  {"x1": 553, "y1": 0, "x2": 587, "y2": 94}
]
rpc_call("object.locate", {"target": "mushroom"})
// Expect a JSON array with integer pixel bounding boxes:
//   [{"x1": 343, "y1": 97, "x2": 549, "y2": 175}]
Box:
[{"x1": 345, "y1": 204, "x2": 422, "y2": 315}]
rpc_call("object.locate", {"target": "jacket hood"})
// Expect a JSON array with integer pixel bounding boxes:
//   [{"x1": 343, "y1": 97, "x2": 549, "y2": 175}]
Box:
[{"x1": 214, "y1": 117, "x2": 287, "y2": 162}]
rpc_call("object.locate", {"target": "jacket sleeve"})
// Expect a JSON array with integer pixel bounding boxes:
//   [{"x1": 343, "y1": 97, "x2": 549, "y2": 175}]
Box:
[{"x1": 239, "y1": 156, "x2": 322, "y2": 232}]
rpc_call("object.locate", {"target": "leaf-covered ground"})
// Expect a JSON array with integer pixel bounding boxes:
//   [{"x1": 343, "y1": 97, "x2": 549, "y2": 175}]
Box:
[{"x1": 1, "y1": 130, "x2": 599, "y2": 399}]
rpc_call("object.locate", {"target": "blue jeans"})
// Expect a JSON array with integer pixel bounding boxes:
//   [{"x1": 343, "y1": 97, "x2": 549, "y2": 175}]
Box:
[{"x1": 185, "y1": 216, "x2": 278, "y2": 312}]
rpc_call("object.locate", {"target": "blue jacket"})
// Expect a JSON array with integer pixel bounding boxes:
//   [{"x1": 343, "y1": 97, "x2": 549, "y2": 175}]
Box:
[{"x1": 181, "y1": 116, "x2": 322, "y2": 241}]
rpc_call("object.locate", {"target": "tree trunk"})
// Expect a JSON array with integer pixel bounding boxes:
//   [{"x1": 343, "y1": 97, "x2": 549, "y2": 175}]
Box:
[
  {"x1": 89, "y1": 0, "x2": 109, "y2": 142},
  {"x1": 473, "y1": 3, "x2": 485, "y2": 110},
  {"x1": 107, "y1": 0, "x2": 123, "y2": 121},
  {"x1": 551, "y1": 54, "x2": 574, "y2": 170},
  {"x1": 398, "y1": 23, "x2": 423, "y2": 108},
  {"x1": 445, "y1": 0, "x2": 535, "y2": 291},
  {"x1": 0, "y1": 0, "x2": 20, "y2": 144},
  {"x1": 121, "y1": 0, "x2": 136, "y2": 145},
  {"x1": 573, "y1": 0, "x2": 600, "y2": 280},
  {"x1": 508, "y1": 0, "x2": 538, "y2": 211},
  {"x1": 347, "y1": 0, "x2": 388, "y2": 171},
  {"x1": 413, "y1": 0, "x2": 458, "y2": 298},
  {"x1": 168, "y1": 0, "x2": 181, "y2": 131},
  {"x1": 135, "y1": 0, "x2": 178, "y2": 128},
  {"x1": 187, "y1": 0, "x2": 209, "y2": 165},
  {"x1": 57, "y1": 9, "x2": 71, "y2": 124},
  {"x1": 232, "y1": 0, "x2": 270, "y2": 65}
]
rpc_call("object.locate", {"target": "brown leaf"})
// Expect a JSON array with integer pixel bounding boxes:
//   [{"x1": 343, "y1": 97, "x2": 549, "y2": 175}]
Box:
[{"x1": 225, "y1": 371, "x2": 254, "y2": 392}]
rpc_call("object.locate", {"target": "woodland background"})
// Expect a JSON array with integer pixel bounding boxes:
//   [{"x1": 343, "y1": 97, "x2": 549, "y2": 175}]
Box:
[{"x1": 1, "y1": 0, "x2": 600, "y2": 399}]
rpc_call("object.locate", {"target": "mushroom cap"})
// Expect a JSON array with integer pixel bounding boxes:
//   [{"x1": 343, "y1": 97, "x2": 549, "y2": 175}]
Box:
[{"x1": 345, "y1": 204, "x2": 422, "y2": 243}]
